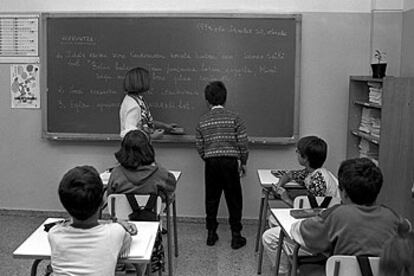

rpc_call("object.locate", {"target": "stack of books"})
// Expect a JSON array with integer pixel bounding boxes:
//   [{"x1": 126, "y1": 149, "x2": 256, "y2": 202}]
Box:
[
  {"x1": 358, "y1": 107, "x2": 381, "y2": 138},
  {"x1": 359, "y1": 107, "x2": 372, "y2": 134},
  {"x1": 370, "y1": 116, "x2": 381, "y2": 138},
  {"x1": 367, "y1": 82, "x2": 382, "y2": 105}
]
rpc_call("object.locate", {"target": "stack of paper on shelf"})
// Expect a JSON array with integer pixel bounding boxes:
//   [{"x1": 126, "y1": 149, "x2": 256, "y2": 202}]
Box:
[
  {"x1": 367, "y1": 82, "x2": 382, "y2": 105},
  {"x1": 359, "y1": 107, "x2": 372, "y2": 133},
  {"x1": 370, "y1": 117, "x2": 381, "y2": 138},
  {"x1": 358, "y1": 107, "x2": 381, "y2": 137},
  {"x1": 359, "y1": 139, "x2": 379, "y2": 165}
]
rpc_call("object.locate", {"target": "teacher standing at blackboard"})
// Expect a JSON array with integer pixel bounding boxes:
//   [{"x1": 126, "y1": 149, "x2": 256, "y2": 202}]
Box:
[{"x1": 119, "y1": 67, "x2": 177, "y2": 139}]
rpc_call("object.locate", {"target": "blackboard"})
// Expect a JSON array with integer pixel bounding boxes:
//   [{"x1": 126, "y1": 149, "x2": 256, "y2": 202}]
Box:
[{"x1": 42, "y1": 14, "x2": 301, "y2": 144}]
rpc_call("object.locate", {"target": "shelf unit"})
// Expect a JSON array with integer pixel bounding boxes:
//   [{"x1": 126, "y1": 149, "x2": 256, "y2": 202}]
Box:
[
  {"x1": 346, "y1": 76, "x2": 414, "y2": 223},
  {"x1": 346, "y1": 76, "x2": 382, "y2": 162}
]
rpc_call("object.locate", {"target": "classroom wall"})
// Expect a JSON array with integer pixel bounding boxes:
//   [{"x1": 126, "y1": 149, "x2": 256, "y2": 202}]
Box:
[
  {"x1": 401, "y1": 6, "x2": 414, "y2": 76},
  {"x1": 404, "y1": 0, "x2": 414, "y2": 10},
  {"x1": 0, "y1": 1, "x2": 402, "y2": 219},
  {"x1": 371, "y1": 10, "x2": 402, "y2": 77}
]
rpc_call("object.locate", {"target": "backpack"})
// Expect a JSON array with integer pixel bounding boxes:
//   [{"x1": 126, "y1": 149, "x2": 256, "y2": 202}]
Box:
[{"x1": 126, "y1": 194, "x2": 158, "y2": 221}]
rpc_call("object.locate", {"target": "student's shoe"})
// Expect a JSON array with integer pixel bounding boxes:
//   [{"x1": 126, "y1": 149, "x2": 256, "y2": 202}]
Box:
[
  {"x1": 206, "y1": 230, "x2": 219, "y2": 246},
  {"x1": 231, "y1": 232, "x2": 247, "y2": 249}
]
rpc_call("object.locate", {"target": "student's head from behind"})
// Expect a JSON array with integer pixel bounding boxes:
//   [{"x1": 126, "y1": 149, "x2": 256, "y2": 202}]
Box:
[
  {"x1": 296, "y1": 136, "x2": 327, "y2": 169},
  {"x1": 115, "y1": 129, "x2": 155, "y2": 170},
  {"x1": 58, "y1": 166, "x2": 103, "y2": 221},
  {"x1": 338, "y1": 157, "x2": 382, "y2": 205},
  {"x1": 380, "y1": 219, "x2": 414, "y2": 276},
  {"x1": 123, "y1": 67, "x2": 150, "y2": 95},
  {"x1": 205, "y1": 81, "x2": 227, "y2": 106}
]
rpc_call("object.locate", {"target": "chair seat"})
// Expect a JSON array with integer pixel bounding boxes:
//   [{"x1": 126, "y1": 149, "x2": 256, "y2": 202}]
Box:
[{"x1": 325, "y1": 255, "x2": 380, "y2": 276}]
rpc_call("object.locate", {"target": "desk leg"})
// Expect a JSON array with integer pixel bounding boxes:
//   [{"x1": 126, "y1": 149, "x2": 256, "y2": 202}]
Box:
[
  {"x1": 273, "y1": 230, "x2": 285, "y2": 276},
  {"x1": 172, "y1": 199, "x2": 178, "y2": 257},
  {"x1": 30, "y1": 259, "x2": 42, "y2": 276},
  {"x1": 290, "y1": 244, "x2": 300, "y2": 276},
  {"x1": 255, "y1": 196, "x2": 265, "y2": 252},
  {"x1": 257, "y1": 189, "x2": 270, "y2": 274},
  {"x1": 134, "y1": 264, "x2": 145, "y2": 276},
  {"x1": 166, "y1": 200, "x2": 173, "y2": 276}
]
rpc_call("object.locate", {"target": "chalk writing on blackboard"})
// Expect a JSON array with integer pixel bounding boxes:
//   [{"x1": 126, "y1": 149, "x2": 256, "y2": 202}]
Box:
[{"x1": 45, "y1": 15, "x2": 300, "y2": 142}]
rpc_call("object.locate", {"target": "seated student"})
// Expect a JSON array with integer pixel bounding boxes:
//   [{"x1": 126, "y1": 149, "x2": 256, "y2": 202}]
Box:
[
  {"x1": 262, "y1": 135, "x2": 339, "y2": 273},
  {"x1": 107, "y1": 129, "x2": 176, "y2": 201},
  {"x1": 48, "y1": 165, "x2": 137, "y2": 276},
  {"x1": 380, "y1": 219, "x2": 413, "y2": 276},
  {"x1": 274, "y1": 135, "x2": 339, "y2": 205},
  {"x1": 289, "y1": 157, "x2": 402, "y2": 275}
]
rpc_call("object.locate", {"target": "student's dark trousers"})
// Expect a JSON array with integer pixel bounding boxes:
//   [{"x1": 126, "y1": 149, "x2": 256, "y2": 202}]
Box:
[{"x1": 204, "y1": 156, "x2": 243, "y2": 233}]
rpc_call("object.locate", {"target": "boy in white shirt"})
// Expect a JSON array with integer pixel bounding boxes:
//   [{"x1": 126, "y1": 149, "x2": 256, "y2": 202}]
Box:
[{"x1": 48, "y1": 165, "x2": 137, "y2": 276}]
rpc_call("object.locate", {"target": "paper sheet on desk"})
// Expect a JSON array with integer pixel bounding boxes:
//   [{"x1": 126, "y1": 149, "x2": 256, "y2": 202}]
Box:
[{"x1": 123, "y1": 231, "x2": 153, "y2": 258}]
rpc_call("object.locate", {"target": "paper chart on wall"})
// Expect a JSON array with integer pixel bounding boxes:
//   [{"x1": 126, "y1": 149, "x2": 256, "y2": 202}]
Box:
[{"x1": 10, "y1": 64, "x2": 40, "y2": 108}]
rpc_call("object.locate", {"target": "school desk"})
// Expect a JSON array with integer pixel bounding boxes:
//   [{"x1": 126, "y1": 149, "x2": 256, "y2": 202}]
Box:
[
  {"x1": 100, "y1": 170, "x2": 181, "y2": 186},
  {"x1": 100, "y1": 170, "x2": 181, "y2": 276},
  {"x1": 256, "y1": 169, "x2": 304, "y2": 274},
  {"x1": 270, "y1": 208, "x2": 328, "y2": 276},
  {"x1": 13, "y1": 218, "x2": 160, "y2": 276}
]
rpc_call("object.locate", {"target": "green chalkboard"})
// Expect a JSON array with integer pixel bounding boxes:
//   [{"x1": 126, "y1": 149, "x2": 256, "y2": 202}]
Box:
[{"x1": 42, "y1": 14, "x2": 301, "y2": 144}]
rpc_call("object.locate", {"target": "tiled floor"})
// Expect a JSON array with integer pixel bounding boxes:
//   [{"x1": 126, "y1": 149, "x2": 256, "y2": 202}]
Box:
[{"x1": 1, "y1": 212, "x2": 274, "y2": 276}]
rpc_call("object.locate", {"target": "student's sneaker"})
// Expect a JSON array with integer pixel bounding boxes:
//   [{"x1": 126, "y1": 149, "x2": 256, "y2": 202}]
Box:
[
  {"x1": 231, "y1": 232, "x2": 246, "y2": 249},
  {"x1": 206, "y1": 230, "x2": 219, "y2": 246}
]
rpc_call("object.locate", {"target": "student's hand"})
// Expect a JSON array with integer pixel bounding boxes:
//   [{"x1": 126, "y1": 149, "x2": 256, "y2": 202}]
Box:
[
  {"x1": 278, "y1": 172, "x2": 292, "y2": 188},
  {"x1": 239, "y1": 164, "x2": 246, "y2": 177},
  {"x1": 117, "y1": 221, "x2": 138, "y2": 235}
]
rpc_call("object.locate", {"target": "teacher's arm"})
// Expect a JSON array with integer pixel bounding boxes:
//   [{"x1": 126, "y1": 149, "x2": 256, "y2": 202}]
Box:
[{"x1": 153, "y1": 120, "x2": 177, "y2": 132}]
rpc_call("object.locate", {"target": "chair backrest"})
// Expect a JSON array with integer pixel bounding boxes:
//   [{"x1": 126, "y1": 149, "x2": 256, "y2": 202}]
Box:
[
  {"x1": 107, "y1": 194, "x2": 162, "y2": 221},
  {"x1": 293, "y1": 195, "x2": 341, "y2": 209},
  {"x1": 325, "y1": 255, "x2": 380, "y2": 276}
]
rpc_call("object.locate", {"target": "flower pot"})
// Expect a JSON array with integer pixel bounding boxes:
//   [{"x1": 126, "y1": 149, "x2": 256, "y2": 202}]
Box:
[{"x1": 371, "y1": 63, "x2": 387, "y2": 78}]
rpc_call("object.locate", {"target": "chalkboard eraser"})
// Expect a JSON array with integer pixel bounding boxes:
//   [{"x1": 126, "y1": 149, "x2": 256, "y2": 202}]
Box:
[{"x1": 168, "y1": 127, "x2": 185, "y2": 135}]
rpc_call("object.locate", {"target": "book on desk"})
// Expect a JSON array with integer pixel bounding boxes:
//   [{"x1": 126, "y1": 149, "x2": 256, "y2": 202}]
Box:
[{"x1": 290, "y1": 208, "x2": 324, "y2": 219}]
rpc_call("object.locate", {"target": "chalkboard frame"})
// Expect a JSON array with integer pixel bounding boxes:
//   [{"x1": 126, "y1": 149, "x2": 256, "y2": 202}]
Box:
[{"x1": 41, "y1": 13, "x2": 301, "y2": 145}]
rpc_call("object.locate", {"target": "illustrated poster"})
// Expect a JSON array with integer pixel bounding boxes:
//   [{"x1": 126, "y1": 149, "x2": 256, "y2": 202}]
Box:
[{"x1": 11, "y1": 64, "x2": 40, "y2": 108}]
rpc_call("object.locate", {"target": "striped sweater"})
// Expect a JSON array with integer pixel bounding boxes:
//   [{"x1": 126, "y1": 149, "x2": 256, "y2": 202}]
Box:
[{"x1": 195, "y1": 106, "x2": 248, "y2": 164}]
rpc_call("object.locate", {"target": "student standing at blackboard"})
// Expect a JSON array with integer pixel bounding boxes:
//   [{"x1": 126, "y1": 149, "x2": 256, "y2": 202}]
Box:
[
  {"x1": 195, "y1": 81, "x2": 249, "y2": 250},
  {"x1": 119, "y1": 67, "x2": 176, "y2": 138}
]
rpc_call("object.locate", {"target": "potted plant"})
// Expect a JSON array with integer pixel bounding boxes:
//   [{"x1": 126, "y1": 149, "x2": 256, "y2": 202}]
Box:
[{"x1": 371, "y1": 49, "x2": 387, "y2": 78}]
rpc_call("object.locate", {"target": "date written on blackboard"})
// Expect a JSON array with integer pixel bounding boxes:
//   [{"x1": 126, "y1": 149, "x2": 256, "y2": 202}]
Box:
[{"x1": 196, "y1": 23, "x2": 288, "y2": 37}]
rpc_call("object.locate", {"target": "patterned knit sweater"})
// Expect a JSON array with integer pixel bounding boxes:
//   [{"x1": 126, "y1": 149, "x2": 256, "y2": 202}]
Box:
[{"x1": 195, "y1": 106, "x2": 248, "y2": 164}]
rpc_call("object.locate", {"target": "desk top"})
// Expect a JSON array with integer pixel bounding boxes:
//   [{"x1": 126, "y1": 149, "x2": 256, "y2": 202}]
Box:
[
  {"x1": 100, "y1": 170, "x2": 181, "y2": 186},
  {"x1": 257, "y1": 169, "x2": 301, "y2": 189},
  {"x1": 13, "y1": 218, "x2": 160, "y2": 263},
  {"x1": 270, "y1": 208, "x2": 303, "y2": 239}
]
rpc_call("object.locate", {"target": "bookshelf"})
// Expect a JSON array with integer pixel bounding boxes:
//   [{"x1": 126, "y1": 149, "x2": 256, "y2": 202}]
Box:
[
  {"x1": 346, "y1": 76, "x2": 414, "y2": 223},
  {"x1": 347, "y1": 76, "x2": 382, "y2": 163}
]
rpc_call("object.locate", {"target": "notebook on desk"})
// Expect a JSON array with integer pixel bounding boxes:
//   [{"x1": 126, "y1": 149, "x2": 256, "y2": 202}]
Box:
[
  {"x1": 290, "y1": 208, "x2": 324, "y2": 219},
  {"x1": 122, "y1": 230, "x2": 153, "y2": 259}
]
